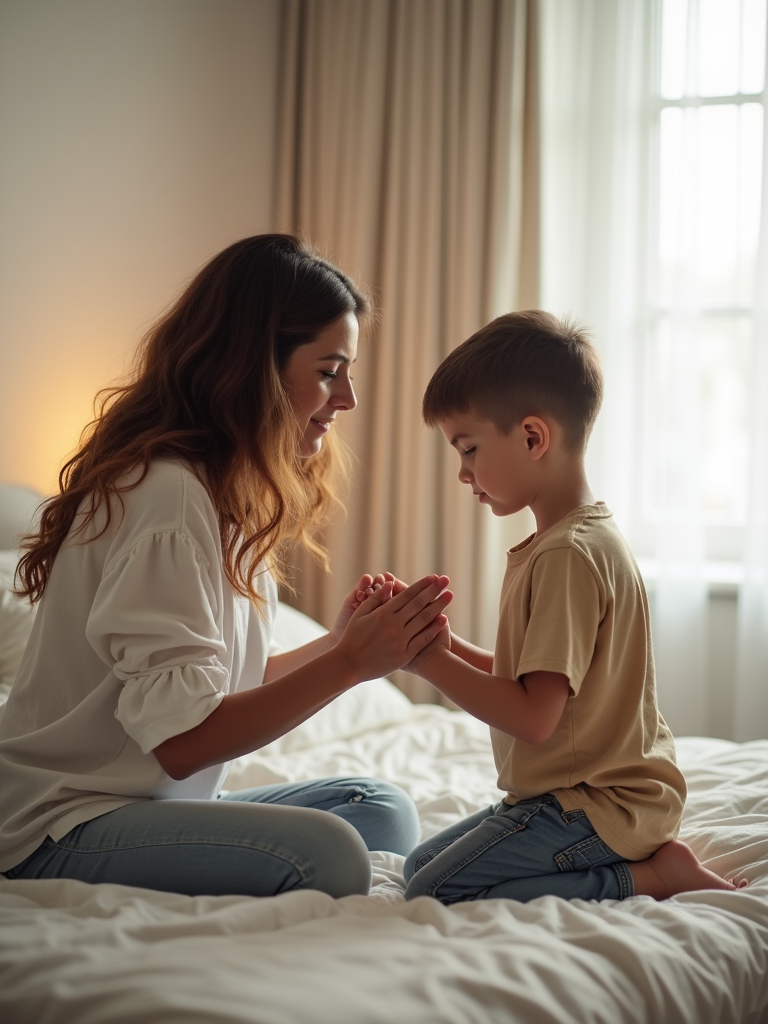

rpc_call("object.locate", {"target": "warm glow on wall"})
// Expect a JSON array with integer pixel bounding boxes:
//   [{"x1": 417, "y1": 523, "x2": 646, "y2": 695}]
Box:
[
  {"x1": 0, "y1": 1, "x2": 279, "y2": 497},
  {"x1": 13, "y1": 353, "x2": 130, "y2": 497}
]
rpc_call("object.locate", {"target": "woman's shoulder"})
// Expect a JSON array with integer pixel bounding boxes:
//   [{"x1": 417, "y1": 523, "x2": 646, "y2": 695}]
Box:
[{"x1": 102, "y1": 460, "x2": 220, "y2": 564}]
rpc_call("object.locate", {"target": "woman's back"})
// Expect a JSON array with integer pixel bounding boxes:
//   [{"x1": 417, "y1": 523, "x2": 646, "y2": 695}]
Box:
[{"x1": 0, "y1": 459, "x2": 276, "y2": 873}]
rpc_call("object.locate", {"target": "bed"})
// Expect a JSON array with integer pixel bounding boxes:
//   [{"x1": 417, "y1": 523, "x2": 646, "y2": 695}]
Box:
[{"x1": 1, "y1": 487, "x2": 768, "y2": 1023}]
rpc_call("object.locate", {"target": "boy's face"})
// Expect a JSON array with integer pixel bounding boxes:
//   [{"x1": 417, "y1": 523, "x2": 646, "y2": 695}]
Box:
[{"x1": 438, "y1": 411, "x2": 540, "y2": 517}]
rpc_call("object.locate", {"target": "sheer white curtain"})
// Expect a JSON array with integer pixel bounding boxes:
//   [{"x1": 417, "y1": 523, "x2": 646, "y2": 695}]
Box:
[
  {"x1": 735, "y1": 123, "x2": 768, "y2": 740},
  {"x1": 537, "y1": 0, "x2": 768, "y2": 738}
]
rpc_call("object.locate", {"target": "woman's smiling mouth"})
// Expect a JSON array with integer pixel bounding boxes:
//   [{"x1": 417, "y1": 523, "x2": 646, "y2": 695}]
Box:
[{"x1": 310, "y1": 417, "x2": 334, "y2": 433}]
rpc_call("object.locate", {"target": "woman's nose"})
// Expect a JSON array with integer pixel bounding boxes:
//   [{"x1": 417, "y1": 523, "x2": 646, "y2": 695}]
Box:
[{"x1": 331, "y1": 378, "x2": 357, "y2": 411}]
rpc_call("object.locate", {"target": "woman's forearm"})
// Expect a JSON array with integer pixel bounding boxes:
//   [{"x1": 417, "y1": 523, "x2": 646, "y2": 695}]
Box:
[
  {"x1": 263, "y1": 633, "x2": 335, "y2": 682},
  {"x1": 153, "y1": 646, "x2": 356, "y2": 779},
  {"x1": 154, "y1": 574, "x2": 453, "y2": 779}
]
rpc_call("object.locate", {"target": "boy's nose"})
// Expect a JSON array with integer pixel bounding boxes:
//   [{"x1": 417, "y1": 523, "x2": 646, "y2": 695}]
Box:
[{"x1": 458, "y1": 466, "x2": 474, "y2": 485}]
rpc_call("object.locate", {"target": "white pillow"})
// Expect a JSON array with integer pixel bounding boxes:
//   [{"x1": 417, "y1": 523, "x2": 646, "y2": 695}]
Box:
[
  {"x1": 0, "y1": 484, "x2": 42, "y2": 550},
  {"x1": 270, "y1": 602, "x2": 414, "y2": 751},
  {"x1": 0, "y1": 551, "x2": 37, "y2": 704}
]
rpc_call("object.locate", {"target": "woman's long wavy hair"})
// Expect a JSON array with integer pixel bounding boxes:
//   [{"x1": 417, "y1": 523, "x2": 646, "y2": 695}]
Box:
[{"x1": 16, "y1": 234, "x2": 373, "y2": 607}]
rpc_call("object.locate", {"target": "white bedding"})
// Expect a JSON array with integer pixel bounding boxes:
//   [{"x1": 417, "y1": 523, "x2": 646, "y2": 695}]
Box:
[{"x1": 1, "y1": 603, "x2": 768, "y2": 1023}]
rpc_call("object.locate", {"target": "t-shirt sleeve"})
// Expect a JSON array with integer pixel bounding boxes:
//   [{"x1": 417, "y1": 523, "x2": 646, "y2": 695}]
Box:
[
  {"x1": 516, "y1": 547, "x2": 603, "y2": 695},
  {"x1": 86, "y1": 530, "x2": 229, "y2": 753}
]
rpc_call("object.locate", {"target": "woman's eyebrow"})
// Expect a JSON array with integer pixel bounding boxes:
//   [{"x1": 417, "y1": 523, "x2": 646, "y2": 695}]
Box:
[{"x1": 316, "y1": 353, "x2": 356, "y2": 363}]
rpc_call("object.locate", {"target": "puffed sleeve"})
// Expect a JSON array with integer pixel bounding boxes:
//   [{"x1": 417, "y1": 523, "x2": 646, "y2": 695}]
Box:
[{"x1": 86, "y1": 530, "x2": 230, "y2": 754}]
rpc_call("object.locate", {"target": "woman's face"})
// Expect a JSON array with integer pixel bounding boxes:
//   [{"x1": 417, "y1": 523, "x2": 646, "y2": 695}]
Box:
[{"x1": 281, "y1": 311, "x2": 359, "y2": 457}]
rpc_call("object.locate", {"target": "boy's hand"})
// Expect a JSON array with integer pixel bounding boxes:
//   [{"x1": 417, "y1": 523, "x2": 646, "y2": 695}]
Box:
[
  {"x1": 330, "y1": 573, "x2": 388, "y2": 643},
  {"x1": 369, "y1": 572, "x2": 452, "y2": 677},
  {"x1": 406, "y1": 619, "x2": 452, "y2": 677},
  {"x1": 351, "y1": 571, "x2": 407, "y2": 610},
  {"x1": 335, "y1": 575, "x2": 453, "y2": 682}
]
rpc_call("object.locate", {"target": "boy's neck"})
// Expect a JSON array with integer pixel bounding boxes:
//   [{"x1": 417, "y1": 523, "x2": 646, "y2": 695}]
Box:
[{"x1": 529, "y1": 458, "x2": 596, "y2": 537}]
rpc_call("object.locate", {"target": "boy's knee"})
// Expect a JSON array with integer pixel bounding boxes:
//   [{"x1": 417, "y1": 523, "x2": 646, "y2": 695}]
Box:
[
  {"x1": 311, "y1": 814, "x2": 372, "y2": 898},
  {"x1": 403, "y1": 845, "x2": 421, "y2": 883},
  {"x1": 404, "y1": 866, "x2": 435, "y2": 901}
]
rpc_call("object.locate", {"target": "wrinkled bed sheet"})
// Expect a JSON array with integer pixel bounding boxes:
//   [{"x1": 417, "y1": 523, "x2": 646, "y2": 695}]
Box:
[{"x1": 2, "y1": 707, "x2": 768, "y2": 1024}]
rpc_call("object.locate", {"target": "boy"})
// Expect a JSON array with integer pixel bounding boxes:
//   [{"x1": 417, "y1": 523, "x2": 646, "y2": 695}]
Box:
[{"x1": 400, "y1": 310, "x2": 743, "y2": 904}]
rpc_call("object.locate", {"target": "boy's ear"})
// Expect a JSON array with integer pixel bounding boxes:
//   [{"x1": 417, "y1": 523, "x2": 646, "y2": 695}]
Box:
[{"x1": 522, "y1": 416, "x2": 550, "y2": 460}]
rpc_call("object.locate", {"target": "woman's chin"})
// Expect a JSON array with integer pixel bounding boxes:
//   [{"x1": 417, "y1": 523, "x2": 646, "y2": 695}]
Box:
[{"x1": 298, "y1": 437, "x2": 324, "y2": 459}]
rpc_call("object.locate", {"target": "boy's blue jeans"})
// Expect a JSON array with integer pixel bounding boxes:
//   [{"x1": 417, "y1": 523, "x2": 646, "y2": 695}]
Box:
[
  {"x1": 4, "y1": 776, "x2": 420, "y2": 899},
  {"x1": 404, "y1": 792, "x2": 635, "y2": 903}
]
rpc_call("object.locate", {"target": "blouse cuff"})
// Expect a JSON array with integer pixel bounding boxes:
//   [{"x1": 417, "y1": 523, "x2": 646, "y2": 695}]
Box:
[{"x1": 116, "y1": 659, "x2": 230, "y2": 754}]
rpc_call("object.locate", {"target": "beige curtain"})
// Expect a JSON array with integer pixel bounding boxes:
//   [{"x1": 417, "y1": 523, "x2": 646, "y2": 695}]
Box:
[{"x1": 275, "y1": 0, "x2": 538, "y2": 701}]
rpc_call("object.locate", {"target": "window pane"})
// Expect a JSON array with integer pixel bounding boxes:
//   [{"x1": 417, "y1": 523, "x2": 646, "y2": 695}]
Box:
[
  {"x1": 661, "y1": 0, "x2": 766, "y2": 98},
  {"x1": 699, "y1": 0, "x2": 741, "y2": 96},
  {"x1": 643, "y1": 316, "x2": 752, "y2": 523},
  {"x1": 741, "y1": 0, "x2": 768, "y2": 93},
  {"x1": 656, "y1": 103, "x2": 763, "y2": 304},
  {"x1": 661, "y1": 0, "x2": 688, "y2": 99}
]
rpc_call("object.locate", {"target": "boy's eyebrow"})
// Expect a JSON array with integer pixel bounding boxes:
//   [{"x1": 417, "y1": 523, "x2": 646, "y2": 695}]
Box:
[{"x1": 449, "y1": 433, "x2": 472, "y2": 447}]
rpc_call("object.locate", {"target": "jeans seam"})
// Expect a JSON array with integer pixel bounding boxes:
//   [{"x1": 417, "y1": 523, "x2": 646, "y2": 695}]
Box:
[
  {"x1": 423, "y1": 808, "x2": 540, "y2": 897},
  {"x1": 612, "y1": 860, "x2": 635, "y2": 898},
  {"x1": 46, "y1": 836, "x2": 315, "y2": 884}
]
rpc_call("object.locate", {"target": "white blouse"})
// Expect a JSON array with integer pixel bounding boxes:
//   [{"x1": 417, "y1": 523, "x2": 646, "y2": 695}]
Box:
[{"x1": 0, "y1": 460, "x2": 279, "y2": 872}]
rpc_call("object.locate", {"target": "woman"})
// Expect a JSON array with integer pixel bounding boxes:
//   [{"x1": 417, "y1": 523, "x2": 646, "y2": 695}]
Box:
[{"x1": 0, "y1": 235, "x2": 450, "y2": 898}]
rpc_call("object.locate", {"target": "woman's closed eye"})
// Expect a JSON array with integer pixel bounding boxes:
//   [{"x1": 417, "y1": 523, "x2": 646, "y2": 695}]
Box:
[{"x1": 321, "y1": 369, "x2": 354, "y2": 382}]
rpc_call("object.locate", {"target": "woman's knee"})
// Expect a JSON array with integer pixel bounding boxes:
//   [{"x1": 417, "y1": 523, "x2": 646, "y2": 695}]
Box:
[
  {"x1": 369, "y1": 779, "x2": 421, "y2": 853},
  {"x1": 310, "y1": 813, "x2": 372, "y2": 898},
  {"x1": 337, "y1": 777, "x2": 421, "y2": 856}
]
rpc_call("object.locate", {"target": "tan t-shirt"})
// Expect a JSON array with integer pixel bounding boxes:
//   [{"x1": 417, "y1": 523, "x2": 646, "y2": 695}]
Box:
[{"x1": 491, "y1": 503, "x2": 685, "y2": 861}]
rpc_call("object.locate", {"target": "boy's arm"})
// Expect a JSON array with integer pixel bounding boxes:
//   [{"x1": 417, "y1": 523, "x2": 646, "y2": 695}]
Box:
[
  {"x1": 382, "y1": 573, "x2": 495, "y2": 673},
  {"x1": 446, "y1": 633, "x2": 495, "y2": 673},
  {"x1": 416, "y1": 646, "x2": 569, "y2": 745}
]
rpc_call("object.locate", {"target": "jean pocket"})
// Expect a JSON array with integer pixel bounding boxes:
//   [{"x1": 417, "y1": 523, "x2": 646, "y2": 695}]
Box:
[
  {"x1": 560, "y1": 807, "x2": 587, "y2": 825},
  {"x1": 554, "y1": 833, "x2": 616, "y2": 872}
]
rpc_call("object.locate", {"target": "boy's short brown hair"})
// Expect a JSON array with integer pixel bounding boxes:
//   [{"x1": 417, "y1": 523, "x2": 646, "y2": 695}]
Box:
[{"x1": 422, "y1": 309, "x2": 603, "y2": 451}]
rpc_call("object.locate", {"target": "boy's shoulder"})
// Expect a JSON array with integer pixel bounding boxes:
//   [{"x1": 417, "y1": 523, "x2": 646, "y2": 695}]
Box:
[
  {"x1": 509, "y1": 503, "x2": 636, "y2": 577},
  {"x1": 531, "y1": 503, "x2": 641, "y2": 588},
  {"x1": 515, "y1": 503, "x2": 617, "y2": 559}
]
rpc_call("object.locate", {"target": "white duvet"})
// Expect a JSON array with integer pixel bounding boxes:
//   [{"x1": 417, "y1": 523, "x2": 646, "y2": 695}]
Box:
[{"x1": 1, "y1": 605, "x2": 768, "y2": 1024}]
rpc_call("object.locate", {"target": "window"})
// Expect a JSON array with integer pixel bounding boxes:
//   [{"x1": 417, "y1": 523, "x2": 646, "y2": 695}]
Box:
[{"x1": 642, "y1": 0, "x2": 766, "y2": 561}]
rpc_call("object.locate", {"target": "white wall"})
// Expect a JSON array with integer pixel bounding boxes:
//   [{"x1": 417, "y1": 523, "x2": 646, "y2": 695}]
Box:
[{"x1": 0, "y1": 0, "x2": 281, "y2": 493}]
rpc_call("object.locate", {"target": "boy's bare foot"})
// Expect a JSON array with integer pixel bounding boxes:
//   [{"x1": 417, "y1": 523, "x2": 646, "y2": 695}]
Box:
[{"x1": 628, "y1": 840, "x2": 748, "y2": 900}]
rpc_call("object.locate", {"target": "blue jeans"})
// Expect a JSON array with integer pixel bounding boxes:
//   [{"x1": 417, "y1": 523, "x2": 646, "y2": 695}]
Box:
[
  {"x1": 5, "y1": 776, "x2": 420, "y2": 899},
  {"x1": 404, "y1": 793, "x2": 634, "y2": 904}
]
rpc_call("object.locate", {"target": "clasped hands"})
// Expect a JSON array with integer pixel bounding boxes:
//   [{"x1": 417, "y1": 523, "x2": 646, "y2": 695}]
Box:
[{"x1": 330, "y1": 571, "x2": 453, "y2": 682}]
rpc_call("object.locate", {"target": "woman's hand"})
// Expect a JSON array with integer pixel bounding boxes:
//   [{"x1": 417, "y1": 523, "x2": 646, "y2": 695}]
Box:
[
  {"x1": 334, "y1": 574, "x2": 453, "y2": 682},
  {"x1": 370, "y1": 571, "x2": 453, "y2": 676}
]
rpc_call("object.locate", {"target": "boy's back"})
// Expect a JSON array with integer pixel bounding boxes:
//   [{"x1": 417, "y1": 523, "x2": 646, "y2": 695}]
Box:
[{"x1": 492, "y1": 502, "x2": 686, "y2": 861}]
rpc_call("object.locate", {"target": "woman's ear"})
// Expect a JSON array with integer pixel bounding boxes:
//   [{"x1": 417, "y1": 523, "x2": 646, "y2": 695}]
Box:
[{"x1": 522, "y1": 416, "x2": 550, "y2": 460}]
